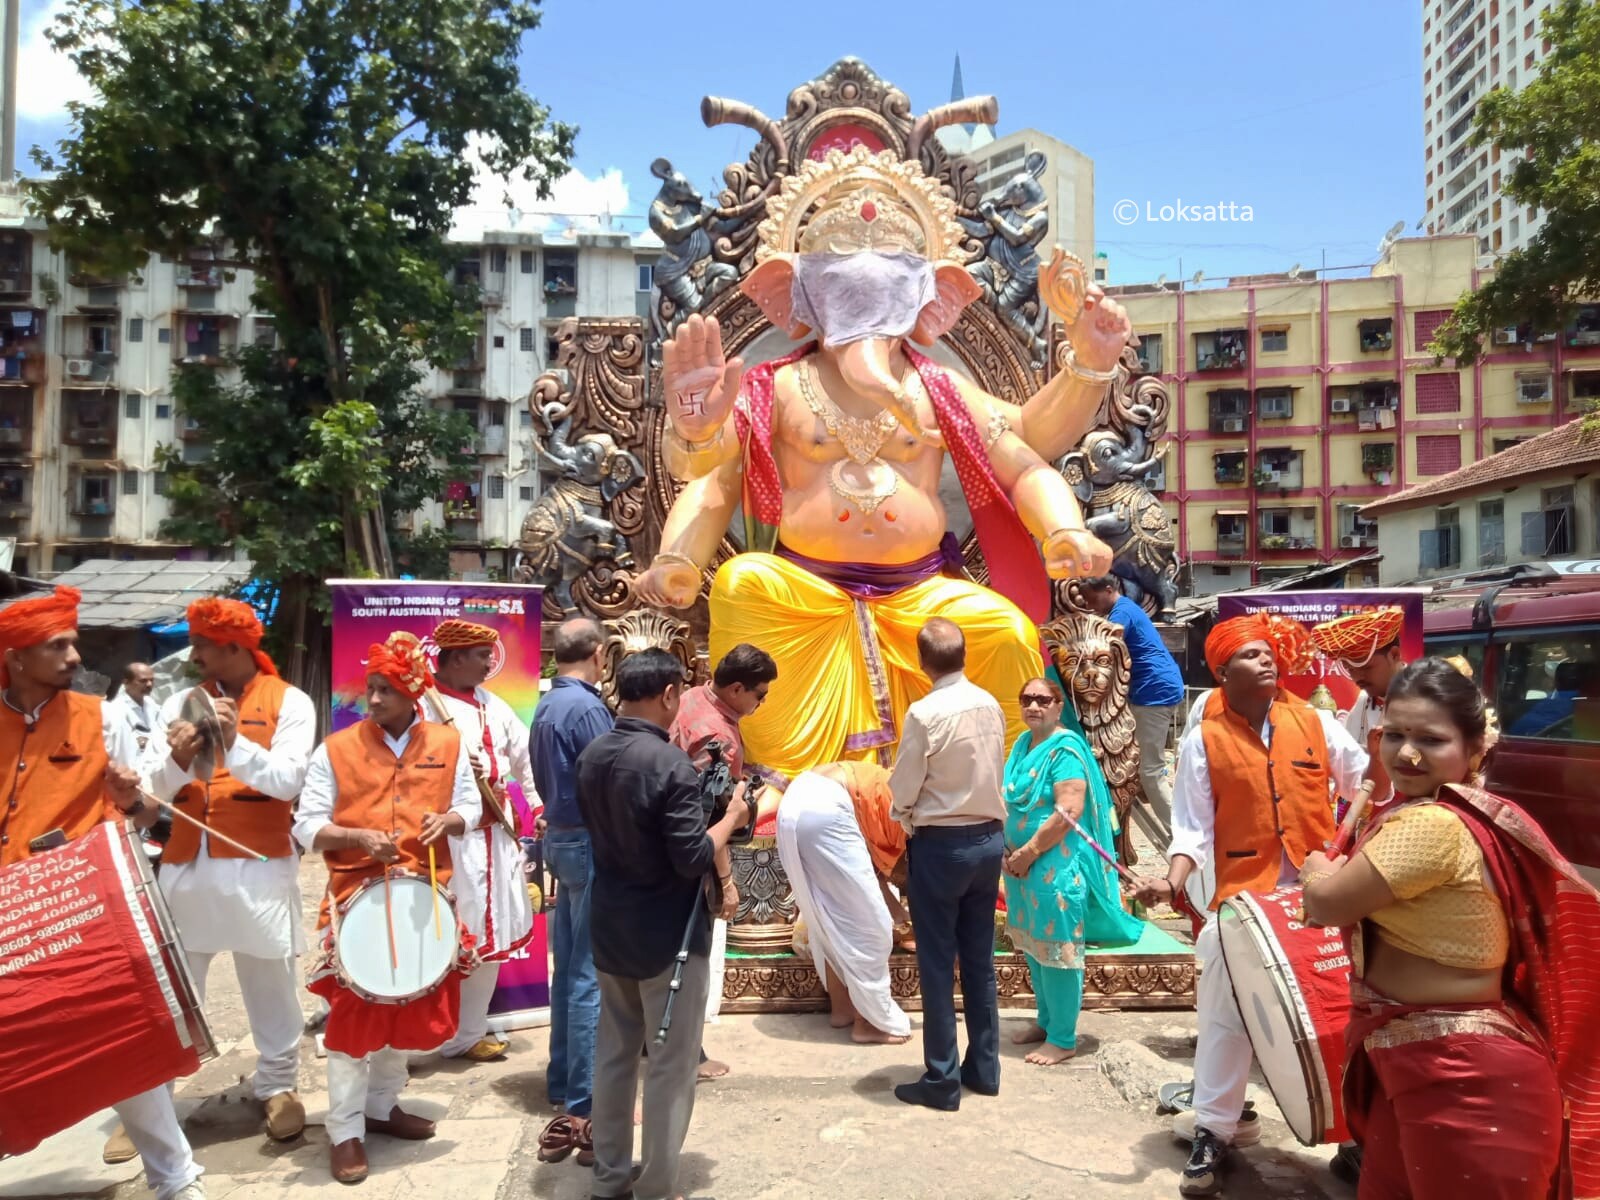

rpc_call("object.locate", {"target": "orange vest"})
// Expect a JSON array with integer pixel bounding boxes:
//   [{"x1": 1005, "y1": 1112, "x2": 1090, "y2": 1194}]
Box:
[
  {"x1": 1199, "y1": 688, "x2": 1338, "y2": 909},
  {"x1": 0, "y1": 691, "x2": 112, "y2": 868},
  {"x1": 165, "y1": 673, "x2": 296, "y2": 863},
  {"x1": 316, "y1": 719, "x2": 461, "y2": 929}
]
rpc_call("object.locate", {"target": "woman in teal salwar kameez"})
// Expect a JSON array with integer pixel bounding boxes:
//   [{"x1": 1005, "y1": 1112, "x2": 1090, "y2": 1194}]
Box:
[{"x1": 1003, "y1": 677, "x2": 1144, "y2": 1063}]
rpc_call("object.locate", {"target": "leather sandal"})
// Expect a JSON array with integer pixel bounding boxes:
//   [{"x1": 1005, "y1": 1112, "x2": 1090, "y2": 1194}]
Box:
[
  {"x1": 572, "y1": 1116, "x2": 594, "y2": 1167},
  {"x1": 537, "y1": 1114, "x2": 577, "y2": 1163}
]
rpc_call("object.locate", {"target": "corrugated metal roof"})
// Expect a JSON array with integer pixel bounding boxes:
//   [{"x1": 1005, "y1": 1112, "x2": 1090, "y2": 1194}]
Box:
[{"x1": 6, "y1": 558, "x2": 251, "y2": 629}]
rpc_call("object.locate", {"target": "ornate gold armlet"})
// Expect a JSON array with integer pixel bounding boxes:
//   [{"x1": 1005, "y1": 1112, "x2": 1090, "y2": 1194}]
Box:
[
  {"x1": 983, "y1": 408, "x2": 1011, "y2": 449},
  {"x1": 1300, "y1": 869, "x2": 1334, "y2": 889},
  {"x1": 1062, "y1": 348, "x2": 1119, "y2": 386},
  {"x1": 663, "y1": 422, "x2": 733, "y2": 478}
]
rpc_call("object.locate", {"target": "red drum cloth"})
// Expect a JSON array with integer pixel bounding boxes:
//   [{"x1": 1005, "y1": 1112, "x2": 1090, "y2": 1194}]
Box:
[
  {"x1": 0, "y1": 825, "x2": 207, "y2": 1156},
  {"x1": 306, "y1": 924, "x2": 477, "y2": 1059},
  {"x1": 1345, "y1": 784, "x2": 1600, "y2": 1198}
]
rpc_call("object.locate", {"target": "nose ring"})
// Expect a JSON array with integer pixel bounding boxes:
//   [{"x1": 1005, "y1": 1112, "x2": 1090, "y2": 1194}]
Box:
[{"x1": 1399, "y1": 746, "x2": 1422, "y2": 766}]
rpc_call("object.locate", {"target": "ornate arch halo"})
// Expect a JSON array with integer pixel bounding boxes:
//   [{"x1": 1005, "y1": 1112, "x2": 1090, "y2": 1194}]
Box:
[{"x1": 755, "y1": 144, "x2": 964, "y2": 264}]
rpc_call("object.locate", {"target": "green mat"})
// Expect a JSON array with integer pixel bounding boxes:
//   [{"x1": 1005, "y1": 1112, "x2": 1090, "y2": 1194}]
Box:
[{"x1": 726, "y1": 919, "x2": 1190, "y2": 961}]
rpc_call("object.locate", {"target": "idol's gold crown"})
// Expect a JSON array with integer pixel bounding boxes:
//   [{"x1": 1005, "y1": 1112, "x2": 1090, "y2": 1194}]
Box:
[
  {"x1": 797, "y1": 183, "x2": 925, "y2": 256},
  {"x1": 757, "y1": 144, "x2": 964, "y2": 263}
]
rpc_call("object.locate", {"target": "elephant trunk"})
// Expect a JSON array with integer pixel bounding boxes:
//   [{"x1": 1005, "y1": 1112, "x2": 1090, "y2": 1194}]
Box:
[{"x1": 834, "y1": 338, "x2": 942, "y2": 447}]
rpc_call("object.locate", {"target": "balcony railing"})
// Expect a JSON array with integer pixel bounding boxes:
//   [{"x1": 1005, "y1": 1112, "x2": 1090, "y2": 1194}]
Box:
[{"x1": 1217, "y1": 534, "x2": 1247, "y2": 557}]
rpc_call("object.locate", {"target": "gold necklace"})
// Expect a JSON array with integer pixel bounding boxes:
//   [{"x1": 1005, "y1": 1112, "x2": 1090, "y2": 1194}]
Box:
[{"x1": 793, "y1": 359, "x2": 901, "y2": 514}]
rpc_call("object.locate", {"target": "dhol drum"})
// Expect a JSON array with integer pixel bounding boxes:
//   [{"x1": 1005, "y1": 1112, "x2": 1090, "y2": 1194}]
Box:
[
  {"x1": 0, "y1": 822, "x2": 215, "y2": 1158},
  {"x1": 333, "y1": 871, "x2": 460, "y2": 1004},
  {"x1": 1217, "y1": 885, "x2": 1353, "y2": 1146}
]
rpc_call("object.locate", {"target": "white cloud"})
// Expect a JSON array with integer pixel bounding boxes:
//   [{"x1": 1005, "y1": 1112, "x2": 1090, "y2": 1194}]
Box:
[
  {"x1": 17, "y1": 0, "x2": 95, "y2": 122},
  {"x1": 451, "y1": 137, "x2": 632, "y2": 242}
]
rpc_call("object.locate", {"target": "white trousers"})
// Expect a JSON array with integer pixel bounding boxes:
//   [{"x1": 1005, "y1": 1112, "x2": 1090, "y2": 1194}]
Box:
[
  {"x1": 1192, "y1": 918, "x2": 1252, "y2": 1142},
  {"x1": 114, "y1": 1085, "x2": 200, "y2": 1200},
  {"x1": 441, "y1": 962, "x2": 502, "y2": 1056},
  {"x1": 326, "y1": 1048, "x2": 410, "y2": 1145},
  {"x1": 187, "y1": 950, "x2": 303, "y2": 1098}
]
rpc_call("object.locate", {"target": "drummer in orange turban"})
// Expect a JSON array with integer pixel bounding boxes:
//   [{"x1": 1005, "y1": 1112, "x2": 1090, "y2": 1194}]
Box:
[
  {"x1": 1202, "y1": 612, "x2": 1313, "y2": 687},
  {"x1": 0, "y1": 585, "x2": 83, "y2": 687},
  {"x1": 188, "y1": 595, "x2": 278, "y2": 678},
  {"x1": 433, "y1": 619, "x2": 499, "y2": 650},
  {"x1": 365, "y1": 631, "x2": 433, "y2": 703}
]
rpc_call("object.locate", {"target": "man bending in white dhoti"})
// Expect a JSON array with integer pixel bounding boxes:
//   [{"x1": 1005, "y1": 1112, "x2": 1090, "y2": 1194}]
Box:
[{"x1": 776, "y1": 762, "x2": 912, "y2": 1045}]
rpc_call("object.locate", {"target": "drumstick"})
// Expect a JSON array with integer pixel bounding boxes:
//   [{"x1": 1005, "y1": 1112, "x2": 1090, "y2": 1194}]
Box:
[
  {"x1": 1061, "y1": 810, "x2": 1139, "y2": 886},
  {"x1": 137, "y1": 788, "x2": 268, "y2": 862},
  {"x1": 382, "y1": 868, "x2": 398, "y2": 973},
  {"x1": 1330, "y1": 779, "x2": 1377, "y2": 857},
  {"x1": 428, "y1": 843, "x2": 442, "y2": 939}
]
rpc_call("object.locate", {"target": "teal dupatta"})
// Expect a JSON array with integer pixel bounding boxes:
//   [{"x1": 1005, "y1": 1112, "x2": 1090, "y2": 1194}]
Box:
[{"x1": 1002, "y1": 727, "x2": 1143, "y2": 968}]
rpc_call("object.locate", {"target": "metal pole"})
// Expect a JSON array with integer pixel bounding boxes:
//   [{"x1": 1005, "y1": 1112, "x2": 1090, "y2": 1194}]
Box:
[{"x1": 1, "y1": 0, "x2": 17, "y2": 183}]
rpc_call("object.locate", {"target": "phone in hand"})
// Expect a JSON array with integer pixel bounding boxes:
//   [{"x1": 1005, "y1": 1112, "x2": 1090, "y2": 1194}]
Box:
[{"x1": 28, "y1": 828, "x2": 68, "y2": 853}]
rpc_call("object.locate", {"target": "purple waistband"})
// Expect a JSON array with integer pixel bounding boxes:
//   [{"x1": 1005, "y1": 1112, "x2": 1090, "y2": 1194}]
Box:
[{"x1": 776, "y1": 533, "x2": 964, "y2": 600}]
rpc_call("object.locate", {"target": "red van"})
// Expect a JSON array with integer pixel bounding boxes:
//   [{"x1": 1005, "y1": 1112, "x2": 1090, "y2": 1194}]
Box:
[{"x1": 1423, "y1": 563, "x2": 1600, "y2": 874}]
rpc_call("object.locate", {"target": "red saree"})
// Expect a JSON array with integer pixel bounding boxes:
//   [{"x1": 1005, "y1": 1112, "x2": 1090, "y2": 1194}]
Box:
[{"x1": 1344, "y1": 785, "x2": 1600, "y2": 1200}]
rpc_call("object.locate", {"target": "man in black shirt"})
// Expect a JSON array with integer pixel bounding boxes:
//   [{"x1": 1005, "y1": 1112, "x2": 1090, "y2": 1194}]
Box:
[{"x1": 577, "y1": 649, "x2": 751, "y2": 1200}]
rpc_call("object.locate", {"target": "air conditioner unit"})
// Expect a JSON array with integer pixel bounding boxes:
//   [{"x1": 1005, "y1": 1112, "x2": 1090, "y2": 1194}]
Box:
[
  {"x1": 1221, "y1": 417, "x2": 1246, "y2": 433},
  {"x1": 1330, "y1": 396, "x2": 1352, "y2": 413},
  {"x1": 1340, "y1": 535, "x2": 1358, "y2": 548},
  {"x1": 1492, "y1": 326, "x2": 1518, "y2": 345},
  {"x1": 66, "y1": 359, "x2": 94, "y2": 378}
]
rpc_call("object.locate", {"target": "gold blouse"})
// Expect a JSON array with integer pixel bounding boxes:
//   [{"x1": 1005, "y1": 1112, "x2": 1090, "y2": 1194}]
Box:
[{"x1": 1360, "y1": 802, "x2": 1510, "y2": 972}]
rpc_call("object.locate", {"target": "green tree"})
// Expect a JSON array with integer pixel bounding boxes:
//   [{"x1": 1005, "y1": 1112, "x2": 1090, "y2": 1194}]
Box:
[
  {"x1": 30, "y1": 0, "x2": 574, "y2": 680},
  {"x1": 1430, "y1": 0, "x2": 1600, "y2": 410}
]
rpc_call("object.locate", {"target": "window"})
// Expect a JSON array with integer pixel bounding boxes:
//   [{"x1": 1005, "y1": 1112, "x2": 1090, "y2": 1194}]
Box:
[
  {"x1": 1135, "y1": 333, "x2": 1162, "y2": 374},
  {"x1": 1260, "y1": 327, "x2": 1288, "y2": 353},
  {"x1": 1413, "y1": 308, "x2": 1452, "y2": 349},
  {"x1": 124, "y1": 393, "x2": 141, "y2": 420},
  {"x1": 1522, "y1": 485, "x2": 1575, "y2": 557},
  {"x1": 1479, "y1": 498, "x2": 1505, "y2": 565},
  {"x1": 518, "y1": 408, "x2": 533, "y2": 427},
  {"x1": 1493, "y1": 435, "x2": 1530, "y2": 453},
  {"x1": 519, "y1": 484, "x2": 535, "y2": 501},
  {"x1": 520, "y1": 327, "x2": 535, "y2": 353},
  {"x1": 488, "y1": 475, "x2": 506, "y2": 500},
  {"x1": 489, "y1": 248, "x2": 508, "y2": 274},
  {"x1": 1260, "y1": 509, "x2": 1292, "y2": 536},
  {"x1": 153, "y1": 472, "x2": 169, "y2": 496},
  {"x1": 1358, "y1": 318, "x2": 1394, "y2": 353},
  {"x1": 1416, "y1": 434, "x2": 1463, "y2": 475},
  {"x1": 155, "y1": 401, "x2": 172, "y2": 420},
  {"x1": 128, "y1": 317, "x2": 144, "y2": 343},
  {"x1": 121, "y1": 470, "x2": 139, "y2": 496},
  {"x1": 520, "y1": 250, "x2": 535, "y2": 274},
  {"x1": 1495, "y1": 632, "x2": 1599, "y2": 743},
  {"x1": 1415, "y1": 371, "x2": 1462, "y2": 413},
  {"x1": 637, "y1": 263, "x2": 654, "y2": 293},
  {"x1": 1213, "y1": 452, "x2": 1247, "y2": 484},
  {"x1": 157, "y1": 327, "x2": 171, "y2": 344},
  {"x1": 546, "y1": 335, "x2": 561, "y2": 363},
  {"x1": 1420, "y1": 507, "x2": 1461, "y2": 570},
  {"x1": 492, "y1": 335, "x2": 505, "y2": 349},
  {"x1": 1256, "y1": 389, "x2": 1293, "y2": 420},
  {"x1": 1516, "y1": 371, "x2": 1552, "y2": 404}
]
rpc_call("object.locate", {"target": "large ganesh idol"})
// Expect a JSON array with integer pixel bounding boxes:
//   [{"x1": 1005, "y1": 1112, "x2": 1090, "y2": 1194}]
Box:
[{"x1": 635, "y1": 145, "x2": 1134, "y2": 779}]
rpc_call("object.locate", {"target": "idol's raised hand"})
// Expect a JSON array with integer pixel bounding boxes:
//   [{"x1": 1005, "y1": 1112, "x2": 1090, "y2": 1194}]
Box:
[
  {"x1": 661, "y1": 314, "x2": 745, "y2": 444},
  {"x1": 1040, "y1": 249, "x2": 1132, "y2": 376}
]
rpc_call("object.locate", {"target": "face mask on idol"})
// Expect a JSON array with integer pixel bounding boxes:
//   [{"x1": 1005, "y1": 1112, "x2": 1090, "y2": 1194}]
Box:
[{"x1": 789, "y1": 250, "x2": 937, "y2": 348}]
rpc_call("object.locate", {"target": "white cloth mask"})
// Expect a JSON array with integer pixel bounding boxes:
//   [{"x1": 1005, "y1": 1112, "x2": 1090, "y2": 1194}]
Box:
[{"x1": 789, "y1": 250, "x2": 937, "y2": 348}]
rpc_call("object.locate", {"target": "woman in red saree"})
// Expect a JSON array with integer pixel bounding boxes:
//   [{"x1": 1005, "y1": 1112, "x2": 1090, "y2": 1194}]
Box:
[{"x1": 1300, "y1": 657, "x2": 1600, "y2": 1200}]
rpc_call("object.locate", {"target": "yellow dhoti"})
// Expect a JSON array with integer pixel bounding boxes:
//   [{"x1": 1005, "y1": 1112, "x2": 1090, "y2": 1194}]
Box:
[{"x1": 709, "y1": 552, "x2": 1042, "y2": 781}]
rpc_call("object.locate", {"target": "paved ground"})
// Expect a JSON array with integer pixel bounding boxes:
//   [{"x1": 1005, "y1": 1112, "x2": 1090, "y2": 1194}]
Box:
[{"x1": 2, "y1": 809, "x2": 1358, "y2": 1200}]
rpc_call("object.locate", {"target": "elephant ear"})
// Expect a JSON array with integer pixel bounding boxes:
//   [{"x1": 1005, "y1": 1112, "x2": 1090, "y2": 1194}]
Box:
[
  {"x1": 1060, "y1": 451, "x2": 1096, "y2": 505},
  {"x1": 910, "y1": 264, "x2": 983, "y2": 346},
  {"x1": 741, "y1": 256, "x2": 810, "y2": 338}
]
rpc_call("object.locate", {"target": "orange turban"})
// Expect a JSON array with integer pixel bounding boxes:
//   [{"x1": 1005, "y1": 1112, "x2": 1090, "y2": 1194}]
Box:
[
  {"x1": 836, "y1": 761, "x2": 905, "y2": 876},
  {"x1": 0, "y1": 586, "x2": 81, "y2": 685},
  {"x1": 1311, "y1": 608, "x2": 1405, "y2": 666},
  {"x1": 365, "y1": 631, "x2": 433, "y2": 701},
  {"x1": 1204, "y1": 613, "x2": 1313, "y2": 682},
  {"x1": 188, "y1": 596, "x2": 278, "y2": 677},
  {"x1": 433, "y1": 619, "x2": 500, "y2": 650}
]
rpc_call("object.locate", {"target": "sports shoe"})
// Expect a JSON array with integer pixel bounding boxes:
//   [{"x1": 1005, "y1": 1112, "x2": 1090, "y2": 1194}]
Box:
[
  {"x1": 1180, "y1": 1126, "x2": 1230, "y2": 1196},
  {"x1": 172, "y1": 1182, "x2": 207, "y2": 1200},
  {"x1": 102, "y1": 1124, "x2": 138, "y2": 1164},
  {"x1": 1171, "y1": 1107, "x2": 1260, "y2": 1148}
]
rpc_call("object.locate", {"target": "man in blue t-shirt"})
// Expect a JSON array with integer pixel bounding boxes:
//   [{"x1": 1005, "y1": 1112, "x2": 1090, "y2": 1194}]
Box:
[{"x1": 1082, "y1": 576, "x2": 1185, "y2": 828}]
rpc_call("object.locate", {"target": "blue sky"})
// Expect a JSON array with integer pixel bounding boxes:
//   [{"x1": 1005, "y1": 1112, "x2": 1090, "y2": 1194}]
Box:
[{"x1": 19, "y1": 0, "x2": 1425, "y2": 284}]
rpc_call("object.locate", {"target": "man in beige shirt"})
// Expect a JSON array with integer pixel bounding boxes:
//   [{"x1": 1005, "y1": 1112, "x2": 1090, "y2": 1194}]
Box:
[{"x1": 888, "y1": 618, "x2": 1009, "y2": 1111}]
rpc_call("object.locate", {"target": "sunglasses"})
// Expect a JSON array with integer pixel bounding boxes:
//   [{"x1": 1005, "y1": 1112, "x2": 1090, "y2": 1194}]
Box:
[{"x1": 1019, "y1": 693, "x2": 1059, "y2": 708}]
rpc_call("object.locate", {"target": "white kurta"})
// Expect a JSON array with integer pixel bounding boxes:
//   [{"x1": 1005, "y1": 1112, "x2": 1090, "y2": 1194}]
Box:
[
  {"x1": 103, "y1": 691, "x2": 162, "y2": 769},
  {"x1": 776, "y1": 772, "x2": 910, "y2": 1039},
  {"x1": 146, "y1": 683, "x2": 316, "y2": 958},
  {"x1": 430, "y1": 687, "x2": 537, "y2": 960}
]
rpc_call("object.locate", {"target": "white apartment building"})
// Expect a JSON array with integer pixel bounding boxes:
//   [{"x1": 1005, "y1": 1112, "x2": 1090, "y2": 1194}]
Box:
[
  {"x1": 0, "y1": 187, "x2": 660, "y2": 580},
  {"x1": 1423, "y1": 0, "x2": 1553, "y2": 260}
]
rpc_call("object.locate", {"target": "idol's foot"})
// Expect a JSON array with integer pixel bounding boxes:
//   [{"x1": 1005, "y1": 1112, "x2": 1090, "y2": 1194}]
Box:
[
  {"x1": 1024, "y1": 1043, "x2": 1076, "y2": 1066},
  {"x1": 1010, "y1": 1022, "x2": 1048, "y2": 1046},
  {"x1": 851, "y1": 1017, "x2": 910, "y2": 1045}
]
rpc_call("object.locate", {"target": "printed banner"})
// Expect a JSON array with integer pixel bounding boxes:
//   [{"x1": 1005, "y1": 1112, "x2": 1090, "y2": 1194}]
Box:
[
  {"x1": 328, "y1": 579, "x2": 550, "y2": 1026},
  {"x1": 1217, "y1": 589, "x2": 1426, "y2": 721}
]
